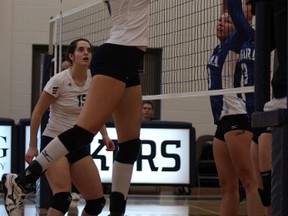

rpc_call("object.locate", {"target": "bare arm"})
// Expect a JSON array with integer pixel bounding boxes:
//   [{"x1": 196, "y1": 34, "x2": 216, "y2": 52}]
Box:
[
  {"x1": 222, "y1": 0, "x2": 228, "y2": 13},
  {"x1": 26, "y1": 91, "x2": 56, "y2": 163},
  {"x1": 99, "y1": 125, "x2": 115, "y2": 151},
  {"x1": 228, "y1": 0, "x2": 254, "y2": 38}
]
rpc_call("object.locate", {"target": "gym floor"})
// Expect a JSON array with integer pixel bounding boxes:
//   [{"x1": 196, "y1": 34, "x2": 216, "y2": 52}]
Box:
[{"x1": 0, "y1": 187, "x2": 249, "y2": 216}]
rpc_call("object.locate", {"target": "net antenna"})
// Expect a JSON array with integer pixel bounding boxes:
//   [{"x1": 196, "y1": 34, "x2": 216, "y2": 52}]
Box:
[
  {"x1": 58, "y1": 0, "x2": 63, "y2": 74},
  {"x1": 49, "y1": 0, "x2": 255, "y2": 100}
]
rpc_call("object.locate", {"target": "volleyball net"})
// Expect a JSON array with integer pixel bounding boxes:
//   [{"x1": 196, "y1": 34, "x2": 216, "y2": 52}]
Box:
[{"x1": 49, "y1": 0, "x2": 254, "y2": 100}]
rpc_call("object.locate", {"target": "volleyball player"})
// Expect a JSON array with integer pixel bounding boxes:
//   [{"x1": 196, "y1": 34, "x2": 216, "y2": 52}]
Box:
[
  {"x1": 2, "y1": 1, "x2": 149, "y2": 216},
  {"x1": 207, "y1": 0, "x2": 263, "y2": 215},
  {"x1": 229, "y1": 0, "x2": 272, "y2": 214},
  {"x1": 251, "y1": 128, "x2": 272, "y2": 215},
  {"x1": 4, "y1": 38, "x2": 115, "y2": 216},
  {"x1": 60, "y1": 58, "x2": 82, "y2": 202}
]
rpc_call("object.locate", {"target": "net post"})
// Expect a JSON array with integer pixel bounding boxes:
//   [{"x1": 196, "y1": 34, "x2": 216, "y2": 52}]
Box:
[
  {"x1": 282, "y1": 2, "x2": 288, "y2": 215},
  {"x1": 252, "y1": 1, "x2": 288, "y2": 215}
]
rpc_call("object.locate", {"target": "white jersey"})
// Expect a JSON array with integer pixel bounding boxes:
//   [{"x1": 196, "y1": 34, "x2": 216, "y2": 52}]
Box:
[
  {"x1": 105, "y1": 0, "x2": 149, "y2": 46},
  {"x1": 42, "y1": 69, "x2": 92, "y2": 137}
]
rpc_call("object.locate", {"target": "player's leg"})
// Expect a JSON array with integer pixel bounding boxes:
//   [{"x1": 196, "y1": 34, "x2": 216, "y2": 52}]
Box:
[
  {"x1": 2, "y1": 136, "x2": 72, "y2": 216},
  {"x1": 258, "y1": 132, "x2": 272, "y2": 215},
  {"x1": 45, "y1": 157, "x2": 72, "y2": 216},
  {"x1": 213, "y1": 137, "x2": 239, "y2": 216},
  {"x1": 109, "y1": 84, "x2": 142, "y2": 215},
  {"x1": 250, "y1": 132, "x2": 262, "y2": 189},
  {"x1": 225, "y1": 129, "x2": 264, "y2": 216},
  {"x1": 69, "y1": 155, "x2": 106, "y2": 216},
  {"x1": 1, "y1": 75, "x2": 126, "y2": 216},
  {"x1": 17, "y1": 75, "x2": 126, "y2": 186}
]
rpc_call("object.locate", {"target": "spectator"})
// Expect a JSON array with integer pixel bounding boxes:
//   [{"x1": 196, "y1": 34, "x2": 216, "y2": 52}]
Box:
[{"x1": 141, "y1": 100, "x2": 155, "y2": 121}]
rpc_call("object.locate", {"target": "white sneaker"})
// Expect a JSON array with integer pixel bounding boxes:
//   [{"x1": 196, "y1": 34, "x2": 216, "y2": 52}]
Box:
[
  {"x1": 263, "y1": 97, "x2": 287, "y2": 111},
  {"x1": 2, "y1": 174, "x2": 25, "y2": 216},
  {"x1": 71, "y1": 192, "x2": 80, "y2": 201}
]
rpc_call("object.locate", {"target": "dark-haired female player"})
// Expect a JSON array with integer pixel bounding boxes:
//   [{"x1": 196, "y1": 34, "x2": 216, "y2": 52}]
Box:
[
  {"x1": 4, "y1": 38, "x2": 115, "y2": 216},
  {"x1": 2, "y1": 1, "x2": 149, "y2": 216},
  {"x1": 207, "y1": 0, "x2": 263, "y2": 215}
]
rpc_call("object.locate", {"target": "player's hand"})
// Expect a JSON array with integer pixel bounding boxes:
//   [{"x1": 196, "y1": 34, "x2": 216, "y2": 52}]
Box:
[
  {"x1": 25, "y1": 146, "x2": 39, "y2": 164},
  {"x1": 103, "y1": 136, "x2": 115, "y2": 151}
]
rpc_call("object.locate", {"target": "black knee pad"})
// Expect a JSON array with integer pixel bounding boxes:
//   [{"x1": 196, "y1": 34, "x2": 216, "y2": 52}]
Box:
[
  {"x1": 258, "y1": 170, "x2": 271, "y2": 207},
  {"x1": 84, "y1": 197, "x2": 106, "y2": 215},
  {"x1": 58, "y1": 125, "x2": 95, "y2": 152},
  {"x1": 51, "y1": 192, "x2": 72, "y2": 214},
  {"x1": 66, "y1": 145, "x2": 90, "y2": 164},
  {"x1": 109, "y1": 192, "x2": 127, "y2": 215},
  {"x1": 115, "y1": 138, "x2": 141, "y2": 164}
]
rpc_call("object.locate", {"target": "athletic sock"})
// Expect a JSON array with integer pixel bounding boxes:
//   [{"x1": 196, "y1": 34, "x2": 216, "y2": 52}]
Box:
[
  {"x1": 17, "y1": 136, "x2": 69, "y2": 192},
  {"x1": 111, "y1": 161, "x2": 133, "y2": 199},
  {"x1": 35, "y1": 136, "x2": 69, "y2": 171}
]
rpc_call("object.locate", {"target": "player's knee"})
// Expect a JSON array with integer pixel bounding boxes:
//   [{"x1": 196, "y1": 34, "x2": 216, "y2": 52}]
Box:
[
  {"x1": 58, "y1": 125, "x2": 95, "y2": 152},
  {"x1": 115, "y1": 138, "x2": 141, "y2": 164},
  {"x1": 51, "y1": 192, "x2": 72, "y2": 214},
  {"x1": 84, "y1": 197, "x2": 106, "y2": 215}
]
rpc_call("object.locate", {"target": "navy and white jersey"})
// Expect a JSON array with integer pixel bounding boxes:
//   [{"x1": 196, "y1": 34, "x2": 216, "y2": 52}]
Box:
[
  {"x1": 237, "y1": 38, "x2": 255, "y2": 119},
  {"x1": 229, "y1": 0, "x2": 255, "y2": 119},
  {"x1": 42, "y1": 69, "x2": 92, "y2": 137},
  {"x1": 207, "y1": 6, "x2": 251, "y2": 124}
]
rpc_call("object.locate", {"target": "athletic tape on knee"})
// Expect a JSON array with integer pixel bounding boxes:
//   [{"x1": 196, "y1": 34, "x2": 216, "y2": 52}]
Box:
[
  {"x1": 84, "y1": 197, "x2": 106, "y2": 215},
  {"x1": 115, "y1": 138, "x2": 141, "y2": 164},
  {"x1": 51, "y1": 192, "x2": 72, "y2": 214},
  {"x1": 58, "y1": 125, "x2": 94, "y2": 152}
]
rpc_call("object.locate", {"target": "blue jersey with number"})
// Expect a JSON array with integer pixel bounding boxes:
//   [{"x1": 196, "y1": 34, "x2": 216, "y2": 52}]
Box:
[{"x1": 207, "y1": 0, "x2": 254, "y2": 124}]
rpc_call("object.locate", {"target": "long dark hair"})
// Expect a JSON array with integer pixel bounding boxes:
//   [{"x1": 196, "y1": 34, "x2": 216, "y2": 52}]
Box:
[{"x1": 66, "y1": 38, "x2": 92, "y2": 64}]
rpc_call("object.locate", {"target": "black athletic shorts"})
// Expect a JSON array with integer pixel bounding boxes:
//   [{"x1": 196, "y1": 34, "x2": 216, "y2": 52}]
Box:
[
  {"x1": 90, "y1": 43, "x2": 145, "y2": 87},
  {"x1": 214, "y1": 114, "x2": 253, "y2": 141},
  {"x1": 41, "y1": 136, "x2": 90, "y2": 164},
  {"x1": 252, "y1": 127, "x2": 272, "y2": 144}
]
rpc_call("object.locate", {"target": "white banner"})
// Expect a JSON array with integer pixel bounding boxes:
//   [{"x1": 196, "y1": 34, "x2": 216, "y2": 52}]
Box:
[
  {"x1": 0, "y1": 126, "x2": 12, "y2": 177},
  {"x1": 23, "y1": 125, "x2": 192, "y2": 184},
  {"x1": 91, "y1": 127, "x2": 191, "y2": 184}
]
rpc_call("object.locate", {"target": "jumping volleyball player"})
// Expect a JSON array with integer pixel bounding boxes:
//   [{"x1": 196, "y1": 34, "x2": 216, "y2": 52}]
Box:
[{"x1": 2, "y1": 0, "x2": 149, "y2": 216}]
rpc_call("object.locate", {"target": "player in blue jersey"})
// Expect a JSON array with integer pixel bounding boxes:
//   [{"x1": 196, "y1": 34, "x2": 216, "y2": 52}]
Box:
[{"x1": 207, "y1": 1, "x2": 263, "y2": 215}]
